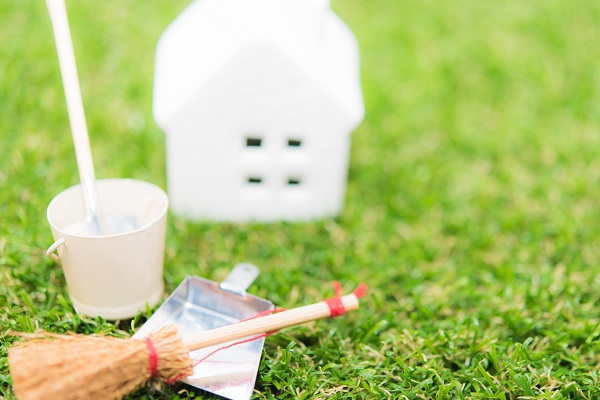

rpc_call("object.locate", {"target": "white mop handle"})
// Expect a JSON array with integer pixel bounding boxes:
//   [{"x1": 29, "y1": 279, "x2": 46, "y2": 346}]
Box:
[
  {"x1": 183, "y1": 294, "x2": 360, "y2": 351},
  {"x1": 46, "y1": 0, "x2": 95, "y2": 181}
]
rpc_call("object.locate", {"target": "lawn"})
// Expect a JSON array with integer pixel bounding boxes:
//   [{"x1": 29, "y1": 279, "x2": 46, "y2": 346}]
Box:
[{"x1": 2, "y1": 0, "x2": 600, "y2": 399}]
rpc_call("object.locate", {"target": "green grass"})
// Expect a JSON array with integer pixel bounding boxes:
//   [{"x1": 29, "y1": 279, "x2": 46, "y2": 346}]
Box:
[{"x1": 2, "y1": 0, "x2": 600, "y2": 398}]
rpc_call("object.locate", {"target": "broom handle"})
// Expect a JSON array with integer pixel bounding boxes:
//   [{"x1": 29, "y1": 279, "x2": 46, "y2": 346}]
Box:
[{"x1": 183, "y1": 294, "x2": 360, "y2": 351}]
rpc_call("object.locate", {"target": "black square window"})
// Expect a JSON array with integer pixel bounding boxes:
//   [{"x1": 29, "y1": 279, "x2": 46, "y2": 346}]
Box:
[
  {"x1": 287, "y1": 139, "x2": 302, "y2": 147},
  {"x1": 247, "y1": 177, "x2": 263, "y2": 184},
  {"x1": 246, "y1": 137, "x2": 262, "y2": 147}
]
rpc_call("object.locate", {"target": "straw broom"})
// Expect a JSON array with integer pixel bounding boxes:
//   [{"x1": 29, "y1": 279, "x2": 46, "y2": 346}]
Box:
[{"x1": 8, "y1": 286, "x2": 366, "y2": 400}]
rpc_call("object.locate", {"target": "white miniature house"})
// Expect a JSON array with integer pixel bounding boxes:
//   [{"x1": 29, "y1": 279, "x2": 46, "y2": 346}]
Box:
[{"x1": 153, "y1": 0, "x2": 364, "y2": 222}]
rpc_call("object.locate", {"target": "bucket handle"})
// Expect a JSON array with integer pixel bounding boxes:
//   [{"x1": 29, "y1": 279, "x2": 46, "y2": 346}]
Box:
[{"x1": 46, "y1": 237, "x2": 66, "y2": 262}]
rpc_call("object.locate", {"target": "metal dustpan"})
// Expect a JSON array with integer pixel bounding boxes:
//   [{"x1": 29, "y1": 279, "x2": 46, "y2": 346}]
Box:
[{"x1": 133, "y1": 263, "x2": 274, "y2": 400}]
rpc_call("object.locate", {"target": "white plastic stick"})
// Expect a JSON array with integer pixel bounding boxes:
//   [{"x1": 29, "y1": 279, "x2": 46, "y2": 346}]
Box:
[{"x1": 46, "y1": 0, "x2": 106, "y2": 234}]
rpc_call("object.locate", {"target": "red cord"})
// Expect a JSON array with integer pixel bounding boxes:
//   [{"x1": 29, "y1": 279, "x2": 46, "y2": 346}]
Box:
[
  {"x1": 238, "y1": 307, "x2": 287, "y2": 322},
  {"x1": 324, "y1": 281, "x2": 368, "y2": 317},
  {"x1": 324, "y1": 281, "x2": 346, "y2": 317},
  {"x1": 354, "y1": 282, "x2": 368, "y2": 298}
]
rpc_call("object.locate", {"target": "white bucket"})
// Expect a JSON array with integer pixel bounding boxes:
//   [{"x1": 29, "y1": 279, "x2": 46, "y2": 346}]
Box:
[{"x1": 46, "y1": 178, "x2": 169, "y2": 320}]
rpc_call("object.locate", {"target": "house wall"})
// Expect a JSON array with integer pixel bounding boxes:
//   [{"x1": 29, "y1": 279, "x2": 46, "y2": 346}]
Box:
[
  {"x1": 166, "y1": 127, "x2": 350, "y2": 221},
  {"x1": 161, "y1": 42, "x2": 357, "y2": 222}
]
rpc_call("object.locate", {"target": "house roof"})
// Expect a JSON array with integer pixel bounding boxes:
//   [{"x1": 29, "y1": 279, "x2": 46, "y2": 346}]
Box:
[{"x1": 153, "y1": 0, "x2": 364, "y2": 133}]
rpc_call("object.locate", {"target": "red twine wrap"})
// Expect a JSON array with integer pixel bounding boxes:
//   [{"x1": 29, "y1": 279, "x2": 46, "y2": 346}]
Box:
[
  {"x1": 144, "y1": 338, "x2": 159, "y2": 379},
  {"x1": 324, "y1": 281, "x2": 346, "y2": 317},
  {"x1": 324, "y1": 281, "x2": 368, "y2": 318}
]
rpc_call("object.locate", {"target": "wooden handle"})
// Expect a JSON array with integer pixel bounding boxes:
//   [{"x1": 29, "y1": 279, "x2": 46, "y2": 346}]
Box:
[{"x1": 183, "y1": 294, "x2": 360, "y2": 351}]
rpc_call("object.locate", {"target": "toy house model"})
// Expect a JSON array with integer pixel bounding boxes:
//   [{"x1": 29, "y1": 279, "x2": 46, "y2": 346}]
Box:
[{"x1": 153, "y1": 0, "x2": 364, "y2": 221}]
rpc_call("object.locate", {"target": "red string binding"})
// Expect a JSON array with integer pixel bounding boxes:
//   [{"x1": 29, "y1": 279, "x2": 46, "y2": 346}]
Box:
[
  {"x1": 324, "y1": 281, "x2": 368, "y2": 318},
  {"x1": 145, "y1": 338, "x2": 159, "y2": 379},
  {"x1": 324, "y1": 281, "x2": 346, "y2": 317},
  {"x1": 354, "y1": 282, "x2": 368, "y2": 298}
]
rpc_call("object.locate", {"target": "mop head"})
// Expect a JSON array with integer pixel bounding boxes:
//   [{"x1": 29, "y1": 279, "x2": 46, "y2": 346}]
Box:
[{"x1": 8, "y1": 325, "x2": 193, "y2": 400}]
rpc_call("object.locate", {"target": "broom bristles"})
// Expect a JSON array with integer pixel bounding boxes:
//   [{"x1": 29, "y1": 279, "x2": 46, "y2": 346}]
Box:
[{"x1": 8, "y1": 325, "x2": 193, "y2": 400}]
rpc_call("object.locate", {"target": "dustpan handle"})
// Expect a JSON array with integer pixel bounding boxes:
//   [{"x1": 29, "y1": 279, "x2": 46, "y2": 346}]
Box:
[{"x1": 183, "y1": 293, "x2": 360, "y2": 351}]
